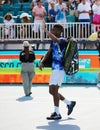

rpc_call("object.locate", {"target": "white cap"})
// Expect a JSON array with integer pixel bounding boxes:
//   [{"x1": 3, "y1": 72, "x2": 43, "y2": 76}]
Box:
[
  {"x1": 23, "y1": 41, "x2": 30, "y2": 47},
  {"x1": 20, "y1": 13, "x2": 31, "y2": 19}
]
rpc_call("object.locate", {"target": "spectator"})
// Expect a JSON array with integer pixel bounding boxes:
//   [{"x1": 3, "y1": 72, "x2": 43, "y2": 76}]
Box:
[
  {"x1": 20, "y1": 13, "x2": 31, "y2": 23},
  {"x1": 77, "y1": 0, "x2": 91, "y2": 26},
  {"x1": 0, "y1": 0, "x2": 4, "y2": 6},
  {"x1": 68, "y1": 0, "x2": 79, "y2": 21},
  {"x1": 87, "y1": 0, "x2": 95, "y2": 6},
  {"x1": 4, "y1": 13, "x2": 15, "y2": 39},
  {"x1": 30, "y1": 0, "x2": 37, "y2": 10},
  {"x1": 48, "y1": 1, "x2": 56, "y2": 23},
  {"x1": 3, "y1": 0, "x2": 12, "y2": 4},
  {"x1": 32, "y1": 0, "x2": 46, "y2": 34},
  {"x1": 55, "y1": 0, "x2": 68, "y2": 24},
  {"x1": 48, "y1": 0, "x2": 58, "y2": 10},
  {"x1": 77, "y1": 0, "x2": 91, "y2": 48},
  {"x1": 92, "y1": 0, "x2": 100, "y2": 24},
  {"x1": 86, "y1": 31, "x2": 98, "y2": 49},
  {"x1": 20, "y1": 13, "x2": 31, "y2": 38}
]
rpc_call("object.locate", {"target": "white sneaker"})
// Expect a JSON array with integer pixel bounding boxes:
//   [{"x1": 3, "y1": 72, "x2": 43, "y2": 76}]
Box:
[{"x1": 97, "y1": 83, "x2": 100, "y2": 89}]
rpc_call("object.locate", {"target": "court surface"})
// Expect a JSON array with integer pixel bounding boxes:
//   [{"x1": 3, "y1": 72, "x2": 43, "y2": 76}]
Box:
[{"x1": 0, "y1": 84, "x2": 100, "y2": 130}]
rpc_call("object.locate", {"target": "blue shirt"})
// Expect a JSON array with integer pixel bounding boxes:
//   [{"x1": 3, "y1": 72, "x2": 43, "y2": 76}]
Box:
[
  {"x1": 50, "y1": 38, "x2": 66, "y2": 70},
  {"x1": 48, "y1": 9, "x2": 56, "y2": 22},
  {"x1": 55, "y1": 3, "x2": 67, "y2": 22}
]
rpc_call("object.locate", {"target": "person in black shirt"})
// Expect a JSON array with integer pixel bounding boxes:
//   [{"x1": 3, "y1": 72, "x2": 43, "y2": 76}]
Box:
[{"x1": 19, "y1": 41, "x2": 35, "y2": 96}]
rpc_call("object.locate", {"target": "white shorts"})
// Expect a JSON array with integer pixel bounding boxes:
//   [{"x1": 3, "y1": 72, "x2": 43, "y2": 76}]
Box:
[
  {"x1": 49, "y1": 69, "x2": 65, "y2": 87},
  {"x1": 33, "y1": 20, "x2": 42, "y2": 33}
]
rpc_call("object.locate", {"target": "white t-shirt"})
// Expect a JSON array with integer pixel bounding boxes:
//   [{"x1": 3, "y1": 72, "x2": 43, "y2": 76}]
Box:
[
  {"x1": 77, "y1": 2, "x2": 91, "y2": 19},
  {"x1": 4, "y1": 19, "x2": 15, "y2": 38},
  {"x1": 86, "y1": 0, "x2": 95, "y2": 4},
  {"x1": 32, "y1": 5, "x2": 46, "y2": 20},
  {"x1": 92, "y1": 4, "x2": 100, "y2": 15},
  {"x1": 4, "y1": 19, "x2": 14, "y2": 28}
]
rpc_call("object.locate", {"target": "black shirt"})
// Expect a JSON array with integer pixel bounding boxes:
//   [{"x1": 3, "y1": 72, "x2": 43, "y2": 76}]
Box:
[{"x1": 19, "y1": 50, "x2": 35, "y2": 63}]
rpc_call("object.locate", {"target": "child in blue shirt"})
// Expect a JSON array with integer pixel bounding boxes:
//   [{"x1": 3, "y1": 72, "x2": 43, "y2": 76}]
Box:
[{"x1": 48, "y1": 2, "x2": 56, "y2": 23}]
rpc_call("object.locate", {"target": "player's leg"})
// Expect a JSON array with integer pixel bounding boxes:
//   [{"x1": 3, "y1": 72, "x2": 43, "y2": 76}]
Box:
[
  {"x1": 47, "y1": 70, "x2": 76, "y2": 120},
  {"x1": 47, "y1": 84, "x2": 62, "y2": 120},
  {"x1": 49, "y1": 84, "x2": 76, "y2": 116}
]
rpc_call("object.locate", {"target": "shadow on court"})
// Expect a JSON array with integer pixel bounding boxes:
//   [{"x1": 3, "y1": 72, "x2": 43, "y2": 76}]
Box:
[
  {"x1": 37, "y1": 120, "x2": 80, "y2": 130},
  {"x1": 16, "y1": 96, "x2": 33, "y2": 102}
]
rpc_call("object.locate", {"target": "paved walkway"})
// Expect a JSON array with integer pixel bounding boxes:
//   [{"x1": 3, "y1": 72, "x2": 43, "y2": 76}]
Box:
[{"x1": 0, "y1": 84, "x2": 100, "y2": 130}]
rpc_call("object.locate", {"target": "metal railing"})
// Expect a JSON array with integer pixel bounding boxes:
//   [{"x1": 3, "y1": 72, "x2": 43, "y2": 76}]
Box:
[
  {"x1": 0, "y1": 22, "x2": 100, "y2": 41},
  {"x1": 0, "y1": 22, "x2": 100, "y2": 50}
]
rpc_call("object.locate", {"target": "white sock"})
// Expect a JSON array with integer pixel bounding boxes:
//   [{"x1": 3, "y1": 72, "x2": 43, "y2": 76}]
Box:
[
  {"x1": 63, "y1": 99, "x2": 71, "y2": 105},
  {"x1": 54, "y1": 106, "x2": 60, "y2": 115}
]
